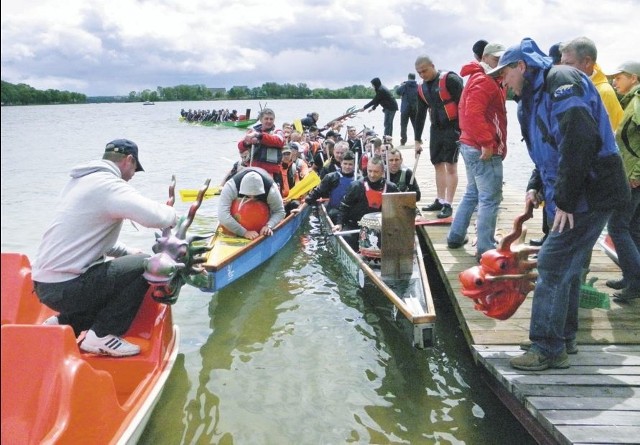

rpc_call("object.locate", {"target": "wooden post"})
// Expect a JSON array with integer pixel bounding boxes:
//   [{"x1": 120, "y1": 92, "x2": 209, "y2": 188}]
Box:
[
  {"x1": 245, "y1": 108, "x2": 251, "y2": 120},
  {"x1": 381, "y1": 192, "x2": 416, "y2": 278}
]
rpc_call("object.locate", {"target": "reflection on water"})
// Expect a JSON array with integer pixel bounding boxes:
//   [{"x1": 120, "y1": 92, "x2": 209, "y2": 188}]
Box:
[
  {"x1": 2, "y1": 101, "x2": 536, "y2": 444},
  {"x1": 140, "y1": 216, "x2": 535, "y2": 444}
]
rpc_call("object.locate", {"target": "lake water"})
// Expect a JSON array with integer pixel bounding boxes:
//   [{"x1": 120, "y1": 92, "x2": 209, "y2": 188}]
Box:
[{"x1": 1, "y1": 100, "x2": 537, "y2": 444}]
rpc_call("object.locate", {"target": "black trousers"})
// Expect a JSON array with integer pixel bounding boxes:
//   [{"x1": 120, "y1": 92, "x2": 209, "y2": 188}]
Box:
[
  {"x1": 399, "y1": 108, "x2": 417, "y2": 143},
  {"x1": 34, "y1": 254, "x2": 149, "y2": 337}
]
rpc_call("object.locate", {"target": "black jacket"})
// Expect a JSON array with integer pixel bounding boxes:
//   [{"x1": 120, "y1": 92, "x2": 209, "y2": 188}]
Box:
[
  {"x1": 363, "y1": 78, "x2": 398, "y2": 112},
  {"x1": 335, "y1": 177, "x2": 399, "y2": 227}
]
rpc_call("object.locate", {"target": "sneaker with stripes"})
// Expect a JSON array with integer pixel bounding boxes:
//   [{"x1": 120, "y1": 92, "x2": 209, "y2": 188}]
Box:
[
  {"x1": 42, "y1": 315, "x2": 59, "y2": 325},
  {"x1": 80, "y1": 329, "x2": 140, "y2": 357}
]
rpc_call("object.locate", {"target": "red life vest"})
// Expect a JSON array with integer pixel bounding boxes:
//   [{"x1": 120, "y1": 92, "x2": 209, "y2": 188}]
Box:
[
  {"x1": 364, "y1": 181, "x2": 386, "y2": 210},
  {"x1": 417, "y1": 71, "x2": 458, "y2": 121}
]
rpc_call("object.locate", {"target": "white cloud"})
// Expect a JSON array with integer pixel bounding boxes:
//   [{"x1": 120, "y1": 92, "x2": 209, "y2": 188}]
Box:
[{"x1": 1, "y1": 0, "x2": 638, "y2": 95}]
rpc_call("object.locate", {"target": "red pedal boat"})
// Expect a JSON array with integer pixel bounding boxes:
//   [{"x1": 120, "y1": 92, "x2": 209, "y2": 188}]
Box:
[{"x1": 1, "y1": 252, "x2": 179, "y2": 445}]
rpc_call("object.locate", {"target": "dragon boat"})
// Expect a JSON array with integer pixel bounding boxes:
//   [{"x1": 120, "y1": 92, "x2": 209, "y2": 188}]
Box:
[
  {"x1": 199, "y1": 172, "x2": 320, "y2": 293},
  {"x1": 316, "y1": 192, "x2": 436, "y2": 348}
]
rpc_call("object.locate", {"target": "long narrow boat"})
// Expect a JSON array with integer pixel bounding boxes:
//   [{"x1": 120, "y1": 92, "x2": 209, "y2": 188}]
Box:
[
  {"x1": 317, "y1": 193, "x2": 436, "y2": 348},
  {"x1": 1, "y1": 252, "x2": 179, "y2": 445},
  {"x1": 179, "y1": 116, "x2": 258, "y2": 129},
  {"x1": 199, "y1": 172, "x2": 320, "y2": 293},
  {"x1": 199, "y1": 119, "x2": 258, "y2": 129},
  {"x1": 199, "y1": 204, "x2": 311, "y2": 292}
]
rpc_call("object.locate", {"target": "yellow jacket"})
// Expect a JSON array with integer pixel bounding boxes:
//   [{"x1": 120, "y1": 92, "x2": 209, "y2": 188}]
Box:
[{"x1": 591, "y1": 63, "x2": 623, "y2": 131}]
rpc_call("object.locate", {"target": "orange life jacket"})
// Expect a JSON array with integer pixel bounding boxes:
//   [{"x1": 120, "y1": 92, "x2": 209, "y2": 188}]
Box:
[
  {"x1": 364, "y1": 181, "x2": 386, "y2": 210},
  {"x1": 417, "y1": 71, "x2": 458, "y2": 121}
]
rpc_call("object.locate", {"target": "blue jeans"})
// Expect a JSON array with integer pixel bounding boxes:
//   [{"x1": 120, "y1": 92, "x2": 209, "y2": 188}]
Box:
[
  {"x1": 607, "y1": 187, "x2": 640, "y2": 290},
  {"x1": 529, "y1": 209, "x2": 611, "y2": 357},
  {"x1": 447, "y1": 144, "x2": 503, "y2": 255}
]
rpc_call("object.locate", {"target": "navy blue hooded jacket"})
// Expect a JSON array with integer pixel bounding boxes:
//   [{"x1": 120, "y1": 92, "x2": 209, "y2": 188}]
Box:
[{"x1": 515, "y1": 38, "x2": 629, "y2": 217}]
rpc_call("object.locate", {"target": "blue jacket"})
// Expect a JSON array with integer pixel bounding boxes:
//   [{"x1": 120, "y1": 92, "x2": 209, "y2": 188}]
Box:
[
  {"x1": 396, "y1": 79, "x2": 418, "y2": 114},
  {"x1": 516, "y1": 38, "x2": 629, "y2": 218}
]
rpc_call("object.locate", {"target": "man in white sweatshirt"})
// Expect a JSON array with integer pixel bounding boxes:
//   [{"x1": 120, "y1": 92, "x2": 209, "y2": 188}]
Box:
[{"x1": 32, "y1": 139, "x2": 177, "y2": 357}]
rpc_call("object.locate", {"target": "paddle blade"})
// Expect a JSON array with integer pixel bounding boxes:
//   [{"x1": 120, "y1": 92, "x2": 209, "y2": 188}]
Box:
[
  {"x1": 286, "y1": 171, "x2": 320, "y2": 200},
  {"x1": 415, "y1": 216, "x2": 453, "y2": 226},
  {"x1": 179, "y1": 187, "x2": 220, "y2": 202}
]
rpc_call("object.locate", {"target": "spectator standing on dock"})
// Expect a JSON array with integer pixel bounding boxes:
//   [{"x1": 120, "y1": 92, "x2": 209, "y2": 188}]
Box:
[
  {"x1": 560, "y1": 37, "x2": 623, "y2": 131},
  {"x1": 527, "y1": 42, "x2": 563, "y2": 248},
  {"x1": 414, "y1": 55, "x2": 464, "y2": 219},
  {"x1": 489, "y1": 38, "x2": 629, "y2": 371},
  {"x1": 472, "y1": 39, "x2": 488, "y2": 62},
  {"x1": 606, "y1": 61, "x2": 640, "y2": 302},
  {"x1": 359, "y1": 77, "x2": 398, "y2": 138},
  {"x1": 447, "y1": 43, "x2": 508, "y2": 260},
  {"x1": 560, "y1": 37, "x2": 624, "y2": 284},
  {"x1": 396, "y1": 73, "x2": 419, "y2": 146}
]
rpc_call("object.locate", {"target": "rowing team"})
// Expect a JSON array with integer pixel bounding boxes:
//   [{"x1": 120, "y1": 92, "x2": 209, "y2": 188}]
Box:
[{"x1": 216, "y1": 107, "x2": 425, "y2": 242}]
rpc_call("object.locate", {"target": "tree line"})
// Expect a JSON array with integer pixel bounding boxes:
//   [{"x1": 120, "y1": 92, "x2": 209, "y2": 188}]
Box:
[
  {"x1": 1, "y1": 81, "x2": 87, "y2": 105},
  {"x1": 1, "y1": 80, "x2": 377, "y2": 106}
]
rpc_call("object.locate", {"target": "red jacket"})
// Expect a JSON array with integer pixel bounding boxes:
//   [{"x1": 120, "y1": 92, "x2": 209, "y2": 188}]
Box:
[
  {"x1": 237, "y1": 127, "x2": 285, "y2": 175},
  {"x1": 458, "y1": 61, "x2": 508, "y2": 159}
]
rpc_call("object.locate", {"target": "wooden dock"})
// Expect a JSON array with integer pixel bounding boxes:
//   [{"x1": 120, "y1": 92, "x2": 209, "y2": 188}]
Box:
[{"x1": 405, "y1": 148, "x2": 640, "y2": 445}]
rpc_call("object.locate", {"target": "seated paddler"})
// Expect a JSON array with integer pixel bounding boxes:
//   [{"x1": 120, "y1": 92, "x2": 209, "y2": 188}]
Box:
[
  {"x1": 332, "y1": 156, "x2": 399, "y2": 249},
  {"x1": 218, "y1": 167, "x2": 285, "y2": 241}
]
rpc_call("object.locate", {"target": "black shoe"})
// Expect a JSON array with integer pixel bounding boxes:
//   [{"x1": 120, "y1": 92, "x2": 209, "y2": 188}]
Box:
[
  {"x1": 529, "y1": 237, "x2": 546, "y2": 247},
  {"x1": 613, "y1": 287, "x2": 640, "y2": 302},
  {"x1": 400, "y1": 138, "x2": 407, "y2": 146},
  {"x1": 606, "y1": 278, "x2": 626, "y2": 290},
  {"x1": 438, "y1": 204, "x2": 452, "y2": 219},
  {"x1": 447, "y1": 236, "x2": 469, "y2": 249},
  {"x1": 422, "y1": 199, "x2": 443, "y2": 212}
]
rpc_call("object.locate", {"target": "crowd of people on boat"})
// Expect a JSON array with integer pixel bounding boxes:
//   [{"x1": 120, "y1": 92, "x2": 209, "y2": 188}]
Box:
[
  {"x1": 28, "y1": 34, "x2": 637, "y2": 363},
  {"x1": 180, "y1": 108, "x2": 239, "y2": 123},
  {"x1": 219, "y1": 106, "x2": 422, "y2": 244}
]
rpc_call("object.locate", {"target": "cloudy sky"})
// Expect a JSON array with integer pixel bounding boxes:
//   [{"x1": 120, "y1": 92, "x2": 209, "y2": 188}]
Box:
[{"x1": 1, "y1": 0, "x2": 638, "y2": 96}]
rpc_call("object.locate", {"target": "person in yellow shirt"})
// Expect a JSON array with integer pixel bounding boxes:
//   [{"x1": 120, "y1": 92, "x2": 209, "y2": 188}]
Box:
[{"x1": 560, "y1": 36, "x2": 623, "y2": 131}]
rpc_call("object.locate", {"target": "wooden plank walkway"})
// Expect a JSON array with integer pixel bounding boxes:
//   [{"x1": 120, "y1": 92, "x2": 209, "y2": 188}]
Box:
[{"x1": 403, "y1": 148, "x2": 640, "y2": 445}]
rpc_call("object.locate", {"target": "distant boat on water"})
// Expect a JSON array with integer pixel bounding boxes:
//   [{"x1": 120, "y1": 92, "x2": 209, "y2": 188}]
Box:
[{"x1": 143, "y1": 101, "x2": 155, "y2": 105}]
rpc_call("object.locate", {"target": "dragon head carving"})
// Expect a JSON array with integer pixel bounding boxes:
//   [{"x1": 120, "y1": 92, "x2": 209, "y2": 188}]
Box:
[{"x1": 143, "y1": 176, "x2": 214, "y2": 304}]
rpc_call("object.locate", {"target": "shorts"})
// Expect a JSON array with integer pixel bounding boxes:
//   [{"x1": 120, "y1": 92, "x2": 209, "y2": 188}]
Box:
[{"x1": 429, "y1": 125, "x2": 460, "y2": 165}]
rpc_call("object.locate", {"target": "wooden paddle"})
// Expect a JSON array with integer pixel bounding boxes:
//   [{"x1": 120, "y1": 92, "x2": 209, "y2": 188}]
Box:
[
  {"x1": 330, "y1": 217, "x2": 452, "y2": 236},
  {"x1": 286, "y1": 170, "x2": 320, "y2": 201},
  {"x1": 415, "y1": 216, "x2": 453, "y2": 225},
  {"x1": 179, "y1": 187, "x2": 221, "y2": 202}
]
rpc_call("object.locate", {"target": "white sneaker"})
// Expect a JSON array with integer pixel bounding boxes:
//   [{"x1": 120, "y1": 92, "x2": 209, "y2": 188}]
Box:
[
  {"x1": 42, "y1": 315, "x2": 59, "y2": 325},
  {"x1": 80, "y1": 329, "x2": 140, "y2": 357}
]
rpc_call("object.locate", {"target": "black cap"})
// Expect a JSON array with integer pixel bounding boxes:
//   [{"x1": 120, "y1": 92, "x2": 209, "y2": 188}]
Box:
[
  {"x1": 472, "y1": 39, "x2": 489, "y2": 59},
  {"x1": 326, "y1": 130, "x2": 339, "y2": 138},
  {"x1": 105, "y1": 139, "x2": 144, "y2": 171}
]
